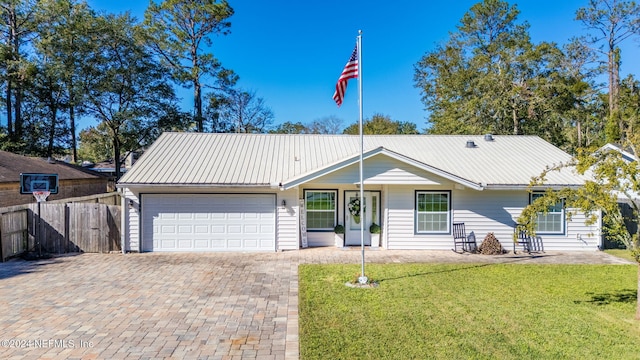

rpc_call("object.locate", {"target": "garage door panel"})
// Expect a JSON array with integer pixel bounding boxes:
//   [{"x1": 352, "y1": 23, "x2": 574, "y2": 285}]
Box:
[{"x1": 143, "y1": 194, "x2": 276, "y2": 252}]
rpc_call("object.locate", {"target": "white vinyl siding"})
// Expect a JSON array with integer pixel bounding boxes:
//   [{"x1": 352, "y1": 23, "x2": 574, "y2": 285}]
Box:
[
  {"x1": 123, "y1": 187, "x2": 300, "y2": 252},
  {"x1": 123, "y1": 189, "x2": 140, "y2": 252},
  {"x1": 385, "y1": 186, "x2": 600, "y2": 251},
  {"x1": 276, "y1": 188, "x2": 300, "y2": 250},
  {"x1": 314, "y1": 155, "x2": 453, "y2": 185}
]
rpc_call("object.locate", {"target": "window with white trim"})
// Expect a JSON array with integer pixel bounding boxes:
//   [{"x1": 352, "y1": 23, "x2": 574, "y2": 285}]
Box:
[
  {"x1": 531, "y1": 192, "x2": 564, "y2": 234},
  {"x1": 416, "y1": 191, "x2": 450, "y2": 233},
  {"x1": 305, "y1": 190, "x2": 337, "y2": 231}
]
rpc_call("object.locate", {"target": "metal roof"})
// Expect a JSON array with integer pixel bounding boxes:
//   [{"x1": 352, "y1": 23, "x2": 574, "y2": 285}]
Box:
[{"x1": 117, "y1": 133, "x2": 584, "y2": 189}]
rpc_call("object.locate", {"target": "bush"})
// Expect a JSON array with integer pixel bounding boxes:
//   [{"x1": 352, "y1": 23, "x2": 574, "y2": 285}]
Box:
[
  {"x1": 334, "y1": 224, "x2": 345, "y2": 234},
  {"x1": 369, "y1": 223, "x2": 381, "y2": 234}
]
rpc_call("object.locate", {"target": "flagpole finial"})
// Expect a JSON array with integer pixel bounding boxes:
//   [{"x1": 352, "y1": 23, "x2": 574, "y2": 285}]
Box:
[{"x1": 358, "y1": 29, "x2": 362, "y2": 35}]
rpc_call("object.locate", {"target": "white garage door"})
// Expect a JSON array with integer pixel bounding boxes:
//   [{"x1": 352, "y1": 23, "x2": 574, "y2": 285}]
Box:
[{"x1": 142, "y1": 194, "x2": 276, "y2": 252}]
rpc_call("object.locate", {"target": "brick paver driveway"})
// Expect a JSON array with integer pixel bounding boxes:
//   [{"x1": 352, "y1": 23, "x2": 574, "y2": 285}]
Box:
[{"x1": 0, "y1": 248, "x2": 632, "y2": 359}]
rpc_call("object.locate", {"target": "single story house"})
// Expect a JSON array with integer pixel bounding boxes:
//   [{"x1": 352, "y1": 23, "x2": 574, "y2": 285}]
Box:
[
  {"x1": 0, "y1": 150, "x2": 110, "y2": 207},
  {"x1": 117, "y1": 132, "x2": 601, "y2": 253}
]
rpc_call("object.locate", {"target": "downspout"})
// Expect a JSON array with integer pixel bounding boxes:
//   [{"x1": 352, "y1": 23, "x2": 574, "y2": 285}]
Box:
[{"x1": 119, "y1": 188, "x2": 126, "y2": 254}]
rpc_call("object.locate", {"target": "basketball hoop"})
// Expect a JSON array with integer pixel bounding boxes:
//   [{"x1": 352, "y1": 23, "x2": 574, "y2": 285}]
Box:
[{"x1": 33, "y1": 191, "x2": 50, "y2": 203}]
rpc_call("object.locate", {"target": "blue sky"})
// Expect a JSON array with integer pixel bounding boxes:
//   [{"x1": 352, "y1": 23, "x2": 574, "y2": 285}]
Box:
[{"x1": 87, "y1": 1, "x2": 640, "y2": 132}]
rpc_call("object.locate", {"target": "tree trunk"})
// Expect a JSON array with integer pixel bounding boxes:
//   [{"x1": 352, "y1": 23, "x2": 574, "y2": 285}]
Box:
[
  {"x1": 636, "y1": 264, "x2": 640, "y2": 320},
  {"x1": 512, "y1": 107, "x2": 518, "y2": 135},
  {"x1": 608, "y1": 47, "x2": 615, "y2": 115},
  {"x1": 14, "y1": 87, "x2": 22, "y2": 139},
  {"x1": 112, "y1": 127, "x2": 122, "y2": 181},
  {"x1": 12, "y1": 18, "x2": 22, "y2": 141},
  {"x1": 47, "y1": 99, "x2": 57, "y2": 158},
  {"x1": 194, "y1": 81, "x2": 202, "y2": 132},
  {"x1": 69, "y1": 84, "x2": 77, "y2": 163},
  {"x1": 192, "y1": 45, "x2": 203, "y2": 133},
  {"x1": 5, "y1": 81, "x2": 13, "y2": 139},
  {"x1": 577, "y1": 120, "x2": 582, "y2": 148}
]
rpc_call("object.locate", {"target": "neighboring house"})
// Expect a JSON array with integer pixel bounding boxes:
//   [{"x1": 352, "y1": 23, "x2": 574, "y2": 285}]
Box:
[
  {"x1": 597, "y1": 143, "x2": 639, "y2": 249},
  {"x1": 82, "y1": 152, "x2": 139, "y2": 182},
  {"x1": 117, "y1": 133, "x2": 601, "y2": 253},
  {"x1": 598, "y1": 143, "x2": 639, "y2": 202},
  {"x1": 0, "y1": 151, "x2": 110, "y2": 207}
]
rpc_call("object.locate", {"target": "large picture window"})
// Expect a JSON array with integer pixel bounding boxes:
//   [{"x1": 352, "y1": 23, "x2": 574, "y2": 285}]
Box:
[
  {"x1": 531, "y1": 192, "x2": 564, "y2": 234},
  {"x1": 416, "y1": 191, "x2": 450, "y2": 233},
  {"x1": 305, "y1": 190, "x2": 337, "y2": 231}
]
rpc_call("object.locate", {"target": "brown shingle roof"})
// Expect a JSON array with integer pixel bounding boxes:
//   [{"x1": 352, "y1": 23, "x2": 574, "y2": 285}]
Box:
[{"x1": 0, "y1": 151, "x2": 105, "y2": 183}]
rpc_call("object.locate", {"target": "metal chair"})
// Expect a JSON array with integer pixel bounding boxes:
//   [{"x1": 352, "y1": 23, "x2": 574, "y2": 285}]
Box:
[
  {"x1": 513, "y1": 224, "x2": 532, "y2": 254},
  {"x1": 452, "y1": 222, "x2": 477, "y2": 253}
]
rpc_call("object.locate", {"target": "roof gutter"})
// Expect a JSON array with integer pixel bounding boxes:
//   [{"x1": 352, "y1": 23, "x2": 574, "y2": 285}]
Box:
[
  {"x1": 116, "y1": 183, "x2": 274, "y2": 189},
  {"x1": 483, "y1": 184, "x2": 583, "y2": 191}
]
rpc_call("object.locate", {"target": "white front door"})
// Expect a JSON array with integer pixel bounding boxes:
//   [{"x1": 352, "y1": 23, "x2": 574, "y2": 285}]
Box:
[{"x1": 344, "y1": 191, "x2": 380, "y2": 246}]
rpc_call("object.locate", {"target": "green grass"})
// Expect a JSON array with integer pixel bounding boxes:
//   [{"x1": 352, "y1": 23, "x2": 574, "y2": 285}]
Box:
[
  {"x1": 605, "y1": 249, "x2": 638, "y2": 263},
  {"x1": 299, "y1": 263, "x2": 639, "y2": 360}
]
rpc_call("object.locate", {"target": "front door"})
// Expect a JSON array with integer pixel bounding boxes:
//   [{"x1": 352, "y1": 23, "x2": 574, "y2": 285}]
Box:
[{"x1": 344, "y1": 191, "x2": 380, "y2": 246}]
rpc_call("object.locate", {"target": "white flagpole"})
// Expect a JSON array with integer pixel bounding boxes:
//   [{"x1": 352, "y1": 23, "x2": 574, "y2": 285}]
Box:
[{"x1": 357, "y1": 30, "x2": 367, "y2": 285}]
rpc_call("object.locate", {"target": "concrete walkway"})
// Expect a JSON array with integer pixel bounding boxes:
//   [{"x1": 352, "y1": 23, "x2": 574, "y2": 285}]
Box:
[{"x1": 0, "y1": 248, "x2": 633, "y2": 359}]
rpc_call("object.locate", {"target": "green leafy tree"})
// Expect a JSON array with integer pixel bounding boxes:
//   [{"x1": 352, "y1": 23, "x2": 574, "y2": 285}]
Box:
[
  {"x1": 343, "y1": 113, "x2": 419, "y2": 135},
  {"x1": 34, "y1": 0, "x2": 97, "y2": 162},
  {"x1": 576, "y1": 0, "x2": 640, "y2": 142},
  {"x1": 0, "y1": 0, "x2": 38, "y2": 143},
  {"x1": 143, "y1": 0, "x2": 237, "y2": 133},
  {"x1": 558, "y1": 38, "x2": 607, "y2": 151},
  {"x1": 81, "y1": 13, "x2": 176, "y2": 180},
  {"x1": 77, "y1": 123, "x2": 111, "y2": 163},
  {"x1": 414, "y1": 0, "x2": 569, "y2": 145},
  {"x1": 269, "y1": 121, "x2": 309, "y2": 134},
  {"x1": 519, "y1": 139, "x2": 640, "y2": 319}
]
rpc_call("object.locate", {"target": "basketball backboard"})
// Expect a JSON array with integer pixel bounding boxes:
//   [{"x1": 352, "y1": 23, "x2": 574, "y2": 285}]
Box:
[{"x1": 20, "y1": 173, "x2": 59, "y2": 194}]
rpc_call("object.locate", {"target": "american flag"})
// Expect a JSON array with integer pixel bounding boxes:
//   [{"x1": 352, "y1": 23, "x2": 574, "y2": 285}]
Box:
[{"x1": 333, "y1": 44, "x2": 358, "y2": 107}]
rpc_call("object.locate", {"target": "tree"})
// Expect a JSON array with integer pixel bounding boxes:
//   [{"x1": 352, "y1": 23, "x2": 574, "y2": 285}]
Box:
[
  {"x1": 414, "y1": 0, "x2": 569, "y2": 145},
  {"x1": 269, "y1": 121, "x2": 309, "y2": 134},
  {"x1": 143, "y1": 0, "x2": 237, "y2": 132},
  {"x1": 307, "y1": 116, "x2": 343, "y2": 134},
  {"x1": 82, "y1": 13, "x2": 176, "y2": 180},
  {"x1": 269, "y1": 117, "x2": 344, "y2": 134},
  {"x1": 79, "y1": 103, "x2": 191, "y2": 164},
  {"x1": 78, "y1": 124, "x2": 111, "y2": 163},
  {"x1": 576, "y1": 0, "x2": 640, "y2": 143},
  {"x1": 343, "y1": 113, "x2": 419, "y2": 135},
  {"x1": 558, "y1": 38, "x2": 607, "y2": 151},
  {"x1": 519, "y1": 139, "x2": 640, "y2": 319},
  {"x1": 205, "y1": 89, "x2": 273, "y2": 133},
  {"x1": 0, "y1": 0, "x2": 38, "y2": 143},
  {"x1": 34, "y1": 0, "x2": 97, "y2": 162}
]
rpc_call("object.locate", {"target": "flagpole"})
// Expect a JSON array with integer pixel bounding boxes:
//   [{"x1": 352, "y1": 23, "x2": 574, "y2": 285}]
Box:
[{"x1": 357, "y1": 30, "x2": 367, "y2": 285}]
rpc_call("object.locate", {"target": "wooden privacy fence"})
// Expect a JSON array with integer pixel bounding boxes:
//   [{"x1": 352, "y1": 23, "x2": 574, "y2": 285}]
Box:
[{"x1": 0, "y1": 193, "x2": 121, "y2": 261}]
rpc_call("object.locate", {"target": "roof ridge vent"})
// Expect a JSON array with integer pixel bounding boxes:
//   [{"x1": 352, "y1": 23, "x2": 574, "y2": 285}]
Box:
[
  {"x1": 465, "y1": 140, "x2": 477, "y2": 148},
  {"x1": 484, "y1": 134, "x2": 494, "y2": 141}
]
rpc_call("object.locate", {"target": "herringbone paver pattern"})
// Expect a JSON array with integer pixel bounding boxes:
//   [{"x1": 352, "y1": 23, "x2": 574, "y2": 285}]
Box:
[{"x1": 0, "y1": 248, "x2": 632, "y2": 359}]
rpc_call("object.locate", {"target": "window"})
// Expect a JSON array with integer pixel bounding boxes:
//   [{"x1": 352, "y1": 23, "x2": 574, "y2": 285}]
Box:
[
  {"x1": 305, "y1": 190, "x2": 337, "y2": 231},
  {"x1": 531, "y1": 193, "x2": 564, "y2": 234},
  {"x1": 416, "y1": 191, "x2": 450, "y2": 233}
]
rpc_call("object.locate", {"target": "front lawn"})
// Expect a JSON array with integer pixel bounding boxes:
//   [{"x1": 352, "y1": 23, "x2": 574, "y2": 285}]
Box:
[
  {"x1": 605, "y1": 249, "x2": 638, "y2": 263},
  {"x1": 299, "y1": 263, "x2": 639, "y2": 359}
]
